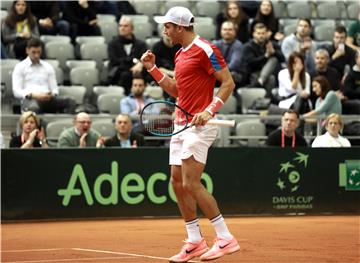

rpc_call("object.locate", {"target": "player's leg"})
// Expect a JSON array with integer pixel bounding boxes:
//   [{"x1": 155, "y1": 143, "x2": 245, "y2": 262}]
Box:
[{"x1": 169, "y1": 137, "x2": 209, "y2": 262}]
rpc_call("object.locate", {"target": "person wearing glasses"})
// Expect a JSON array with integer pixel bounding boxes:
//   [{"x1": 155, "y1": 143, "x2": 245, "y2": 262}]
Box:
[{"x1": 57, "y1": 112, "x2": 102, "y2": 148}]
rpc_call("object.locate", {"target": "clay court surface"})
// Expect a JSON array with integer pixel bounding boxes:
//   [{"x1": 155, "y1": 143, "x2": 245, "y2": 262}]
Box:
[{"x1": 1, "y1": 215, "x2": 359, "y2": 263}]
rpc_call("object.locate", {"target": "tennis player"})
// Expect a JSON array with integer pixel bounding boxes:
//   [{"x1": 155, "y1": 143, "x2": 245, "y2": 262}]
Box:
[{"x1": 141, "y1": 6, "x2": 240, "y2": 262}]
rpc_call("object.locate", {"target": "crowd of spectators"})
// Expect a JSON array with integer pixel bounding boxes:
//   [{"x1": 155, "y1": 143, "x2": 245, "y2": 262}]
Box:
[{"x1": 1, "y1": 0, "x2": 359, "y2": 148}]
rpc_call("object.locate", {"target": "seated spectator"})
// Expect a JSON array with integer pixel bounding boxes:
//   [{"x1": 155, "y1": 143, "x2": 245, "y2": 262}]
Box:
[
  {"x1": 251, "y1": 0, "x2": 284, "y2": 42},
  {"x1": 343, "y1": 51, "x2": 360, "y2": 109},
  {"x1": 215, "y1": 1, "x2": 249, "y2": 43},
  {"x1": 28, "y1": 1, "x2": 70, "y2": 36},
  {"x1": 240, "y1": 23, "x2": 284, "y2": 96},
  {"x1": 1, "y1": 0, "x2": 39, "y2": 59},
  {"x1": 120, "y1": 75, "x2": 155, "y2": 127},
  {"x1": 266, "y1": 109, "x2": 308, "y2": 147},
  {"x1": 303, "y1": 76, "x2": 342, "y2": 118},
  {"x1": 9, "y1": 111, "x2": 48, "y2": 148},
  {"x1": 322, "y1": 26, "x2": 356, "y2": 81},
  {"x1": 62, "y1": 0, "x2": 101, "y2": 43},
  {"x1": 152, "y1": 35, "x2": 181, "y2": 79},
  {"x1": 103, "y1": 114, "x2": 145, "y2": 148},
  {"x1": 282, "y1": 18, "x2": 317, "y2": 75},
  {"x1": 213, "y1": 21, "x2": 244, "y2": 86},
  {"x1": 108, "y1": 16, "x2": 148, "y2": 94},
  {"x1": 278, "y1": 52, "x2": 311, "y2": 114},
  {"x1": 57, "y1": 112, "x2": 102, "y2": 148},
  {"x1": 346, "y1": 10, "x2": 360, "y2": 52},
  {"x1": 312, "y1": 113, "x2": 351, "y2": 147},
  {"x1": 12, "y1": 38, "x2": 76, "y2": 114}
]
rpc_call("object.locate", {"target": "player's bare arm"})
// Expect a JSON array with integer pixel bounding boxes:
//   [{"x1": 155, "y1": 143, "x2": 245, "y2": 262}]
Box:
[
  {"x1": 192, "y1": 67, "x2": 235, "y2": 126},
  {"x1": 140, "y1": 50, "x2": 178, "y2": 97}
]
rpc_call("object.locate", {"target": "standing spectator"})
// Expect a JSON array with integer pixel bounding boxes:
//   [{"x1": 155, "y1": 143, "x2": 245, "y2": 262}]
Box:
[
  {"x1": 1, "y1": 0, "x2": 39, "y2": 59},
  {"x1": 62, "y1": 0, "x2": 101, "y2": 43},
  {"x1": 241, "y1": 23, "x2": 284, "y2": 96},
  {"x1": 57, "y1": 112, "x2": 102, "y2": 148},
  {"x1": 28, "y1": 1, "x2": 70, "y2": 36},
  {"x1": 12, "y1": 38, "x2": 76, "y2": 114},
  {"x1": 103, "y1": 114, "x2": 145, "y2": 148},
  {"x1": 251, "y1": 0, "x2": 284, "y2": 42},
  {"x1": 213, "y1": 21, "x2": 244, "y2": 86},
  {"x1": 311, "y1": 113, "x2": 351, "y2": 147},
  {"x1": 322, "y1": 26, "x2": 356, "y2": 81},
  {"x1": 215, "y1": 1, "x2": 249, "y2": 43},
  {"x1": 346, "y1": 10, "x2": 360, "y2": 52},
  {"x1": 303, "y1": 76, "x2": 342, "y2": 118},
  {"x1": 9, "y1": 111, "x2": 48, "y2": 148},
  {"x1": 278, "y1": 52, "x2": 311, "y2": 113},
  {"x1": 120, "y1": 76, "x2": 154, "y2": 126},
  {"x1": 108, "y1": 16, "x2": 148, "y2": 94},
  {"x1": 282, "y1": 18, "x2": 317, "y2": 75},
  {"x1": 266, "y1": 109, "x2": 307, "y2": 147}
]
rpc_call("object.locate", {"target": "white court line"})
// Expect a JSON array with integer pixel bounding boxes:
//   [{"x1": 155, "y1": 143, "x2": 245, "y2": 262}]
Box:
[
  {"x1": 72, "y1": 248, "x2": 200, "y2": 262},
  {"x1": 2, "y1": 248, "x2": 66, "y2": 253},
  {"x1": 4, "y1": 256, "x2": 134, "y2": 263}
]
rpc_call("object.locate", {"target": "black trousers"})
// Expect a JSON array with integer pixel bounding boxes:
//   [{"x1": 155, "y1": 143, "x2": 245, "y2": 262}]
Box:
[{"x1": 22, "y1": 97, "x2": 76, "y2": 114}]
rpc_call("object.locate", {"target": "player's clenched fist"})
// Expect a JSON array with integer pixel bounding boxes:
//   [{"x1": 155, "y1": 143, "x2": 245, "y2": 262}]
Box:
[{"x1": 140, "y1": 50, "x2": 156, "y2": 70}]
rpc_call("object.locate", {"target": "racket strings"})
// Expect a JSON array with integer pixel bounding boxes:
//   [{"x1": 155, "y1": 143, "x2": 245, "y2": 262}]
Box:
[{"x1": 141, "y1": 103, "x2": 176, "y2": 135}]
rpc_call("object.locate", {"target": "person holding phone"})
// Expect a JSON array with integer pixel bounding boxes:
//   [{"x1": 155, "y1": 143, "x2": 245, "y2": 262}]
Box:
[
  {"x1": 9, "y1": 111, "x2": 48, "y2": 148},
  {"x1": 323, "y1": 25, "x2": 356, "y2": 81}
]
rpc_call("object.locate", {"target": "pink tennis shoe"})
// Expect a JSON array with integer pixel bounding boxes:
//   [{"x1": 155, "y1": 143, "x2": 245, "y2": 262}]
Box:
[
  {"x1": 169, "y1": 238, "x2": 209, "y2": 263},
  {"x1": 200, "y1": 236, "x2": 240, "y2": 261}
]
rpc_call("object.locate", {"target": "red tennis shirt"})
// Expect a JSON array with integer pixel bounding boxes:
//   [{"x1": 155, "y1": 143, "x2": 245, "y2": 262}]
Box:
[{"x1": 174, "y1": 36, "x2": 227, "y2": 124}]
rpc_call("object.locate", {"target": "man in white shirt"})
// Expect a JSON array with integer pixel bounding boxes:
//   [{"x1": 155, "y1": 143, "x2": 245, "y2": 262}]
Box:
[{"x1": 12, "y1": 38, "x2": 75, "y2": 113}]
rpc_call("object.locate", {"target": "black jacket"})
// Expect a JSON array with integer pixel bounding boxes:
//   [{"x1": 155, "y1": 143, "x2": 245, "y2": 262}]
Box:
[{"x1": 104, "y1": 132, "x2": 145, "y2": 147}]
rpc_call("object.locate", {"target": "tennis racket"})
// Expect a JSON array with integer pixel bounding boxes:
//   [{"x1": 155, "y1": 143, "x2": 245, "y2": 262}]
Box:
[{"x1": 140, "y1": 100, "x2": 235, "y2": 137}]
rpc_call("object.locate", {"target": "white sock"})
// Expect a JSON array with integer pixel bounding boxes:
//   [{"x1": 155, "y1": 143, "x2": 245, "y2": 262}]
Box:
[
  {"x1": 210, "y1": 214, "x2": 233, "y2": 240},
  {"x1": 185, "y1": 218, "x2": 202, "y2": 243}
]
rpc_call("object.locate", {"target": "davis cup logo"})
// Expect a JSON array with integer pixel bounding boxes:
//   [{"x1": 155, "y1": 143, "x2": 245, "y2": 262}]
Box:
[
  {"x1": 339, "y1": 160, "x2": 360, "y2": 191},
  {"x1": 276, "y1": 152, "x2": 309, "y2": 193}
]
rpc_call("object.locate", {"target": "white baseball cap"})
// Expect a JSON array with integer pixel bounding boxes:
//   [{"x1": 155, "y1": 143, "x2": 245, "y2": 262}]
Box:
[{"x1": 154, "y1": 6, "x2": 195, "y2": 27}]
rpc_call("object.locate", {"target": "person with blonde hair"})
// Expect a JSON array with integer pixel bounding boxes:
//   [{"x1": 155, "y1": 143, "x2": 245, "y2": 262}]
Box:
[
  {"x1": 311, "y1": 113, "x2": 351, "y2": 147},
  {"x1": 9, "y1": 111, "x2": 48, "y2": 148}
]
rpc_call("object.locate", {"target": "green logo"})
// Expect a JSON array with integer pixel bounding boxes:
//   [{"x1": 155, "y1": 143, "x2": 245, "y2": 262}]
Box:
[
  {"x1": 273, "y1": 152, "x2": 313, "y2": 210},
  {"x1": 339, "y1": 160, "x2": 360, "y2": 191},
  {"x1": 276, "y1": 152, "x2": 308, "y2": 193},
  {"x1": 57, "y1": 161, "x2": 213, "y2": 206}
]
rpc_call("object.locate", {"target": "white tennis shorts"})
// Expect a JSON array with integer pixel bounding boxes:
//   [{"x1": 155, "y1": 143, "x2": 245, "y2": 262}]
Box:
[{"x1": 169, "y1": 124, "x2": 218, "y2": 165}]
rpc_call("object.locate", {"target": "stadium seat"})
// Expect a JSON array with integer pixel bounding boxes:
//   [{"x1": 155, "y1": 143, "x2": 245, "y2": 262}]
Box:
[
  {"x1": 58, "y1": 85, "x2": 86, "y2": 105},
  {"x1": 195, "y1": 16, "x2": 214, "y2": 25},
  {"x1": 97, "y1": 14, "x2": 116, "y2": 23},
  {"x1": 80, "y1": 43, "x2": 108, "y2": 70},
  {"x1": 70, "y1": 67, "x2": 99, "y2": 97},
  {"x1": 123, "y1": 14, "x2": 150, "y2": 24},
  {"x1": 75, "y1": 36, "x2": 106, "y2": 46},
  {"x1": 40, "y1": 35, "x2": 71, "y2": 45},
  {"x1": 0, "y1": 59, "x2": 19, "y2": 68},
  {"x1": 98, "y1": 20, "x2": 118, "y2": 43},
  {"x1": 195, "y1": 1, "x2": 220, "y2": 19},
  {"x1": 144, "y1": 86, "x2": 163, "y2": 100},
  {"x1": 46, "y1": 118, "x2": 74, "y2": 147},
  {"x1": 45, "y1": 42, "x2": 75, "y2": 70},
  {"x1": 316, "y1": 2, "x2": 341, "y2": 19},
  {"x1": 286, "y1": 2, "x2": 312, "y2": 19},
  {"x1": 237, "y1": 88, "x2": 267, "y2": 114},
  {"x1": 272, "y1": 0, "x2": 287, "y2": 18},
  {"x1": 0, "y1": 65, "x2": 15, "y2": 100},
  {"x1": 132, "y1": 1, "x2": 162, "y2": 17},
  {"x1": 97, "y1": 93, "x2": 124, "y2": 114},
  {"x1": 164, "y1": 0, "x2": 191, "y2": 10},
  {"x1": 66, "y1": 60, "x2": 97, "y2": 70},
  {"x1": 218, "y1": 95, "x2": 237, "y2": 114},
  {"x1": 92, "y1": 119, "x2": 116, "y2": 137},
  {"x1": 347, "y1": 2, "x2": 359, "y2": 19},
  {"x1": 234, "y1": 120, "x2": 266, "y2": 147},
  {"x1": 43, "y1": 59, "x2": 64, "y2": 85},
  {"x1": 283, "y1": 24, "x2": 297, "y2": 37},
  {"x1": 194, "y1": 23, "x2": 216, "y2": 40},
  {"x1": 133, "y1": 23, "x2": 154, "y2": 41},
  {"x1": 314, "y1": 25, "x2": 335, "y2": 42},
  {"x1": 0, "y1": 9, "x2": 8, "y2": 20}
]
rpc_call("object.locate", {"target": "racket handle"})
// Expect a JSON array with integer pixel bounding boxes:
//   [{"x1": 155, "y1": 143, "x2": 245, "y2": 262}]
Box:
[{"x1": 207, "y1": 119, "x2": 236, "y2": 127}]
